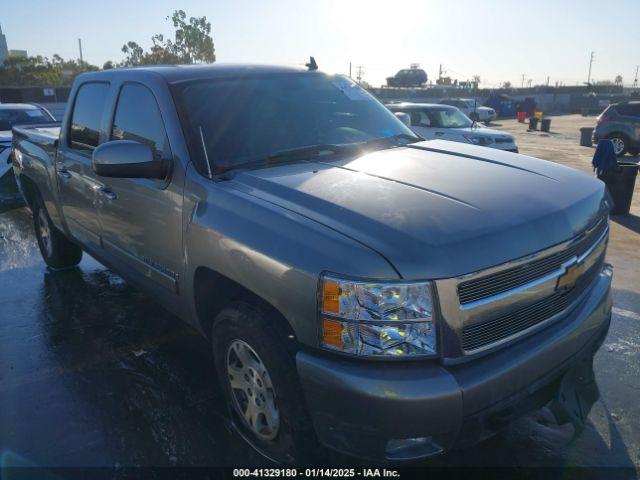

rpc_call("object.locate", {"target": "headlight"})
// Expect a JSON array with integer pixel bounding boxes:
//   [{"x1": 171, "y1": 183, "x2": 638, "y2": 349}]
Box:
[
  {"x1": 463, "y1": 134, "x2": 493, "y2": 146},
  {"x1": 319, "y1": 274, "x2": 437, "y2": 358}
]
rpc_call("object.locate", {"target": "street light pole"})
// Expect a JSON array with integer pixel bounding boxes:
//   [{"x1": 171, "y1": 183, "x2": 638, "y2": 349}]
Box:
[{"x1": 587, "y1": 51, "x2": 595, "y2": 85}]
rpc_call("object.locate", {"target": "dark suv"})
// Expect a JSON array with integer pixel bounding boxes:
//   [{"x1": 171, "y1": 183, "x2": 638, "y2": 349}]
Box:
[
  {"x1": 386, "y1": 68, "x2": 428, "y2": 87},
  {"x1": 593, "y1": 101, "x2": 640, "y2": 156}
]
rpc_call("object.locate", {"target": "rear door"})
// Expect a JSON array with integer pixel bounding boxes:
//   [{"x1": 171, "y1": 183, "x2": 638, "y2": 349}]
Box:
[
  {"x1": 96, "y1": 82, "x2": 183, "y2": 293},
  {"x1": 406, "y1": 110, "x2": 436, "y2": 139},
  {"x1": 57, "y1": 82, "x2": 110, "y2": 248}
]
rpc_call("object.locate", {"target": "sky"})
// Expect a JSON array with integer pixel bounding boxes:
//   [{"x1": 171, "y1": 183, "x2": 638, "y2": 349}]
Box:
[{"x1": 2, "y1": 0, "x2": 639, "y2": 88}]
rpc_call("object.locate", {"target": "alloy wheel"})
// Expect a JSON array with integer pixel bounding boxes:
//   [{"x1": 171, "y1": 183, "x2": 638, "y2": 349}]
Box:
[
  {"x1": 226, "y1": 339, "x2": 280, "y2": 441},
  {"x1": 611, "y1": 137, "x2": 626, "y2": 155},
  {"x1": 37, "y1": 208, "x2": 53, "y2": 258}
]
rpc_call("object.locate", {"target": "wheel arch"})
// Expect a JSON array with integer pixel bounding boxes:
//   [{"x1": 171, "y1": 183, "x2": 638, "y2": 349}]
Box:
[{"x1": 193, "y1": 266, "x2": 296, "y2": 344}]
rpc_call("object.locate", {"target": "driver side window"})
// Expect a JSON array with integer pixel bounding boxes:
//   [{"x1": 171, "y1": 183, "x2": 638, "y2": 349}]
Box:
[{"x1": 410, "y1": 111, "x2": 430, "y2": 127}]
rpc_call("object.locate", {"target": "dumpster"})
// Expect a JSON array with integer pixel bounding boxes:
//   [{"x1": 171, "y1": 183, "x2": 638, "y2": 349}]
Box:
[
  {"x1": 529, "y1": 117, "x2": 539, "y2": 130},
  {"x1": 541, "y1": 118, "x2": 552, "y2": 132},
  {"x1": 517, "y1": 111, "x2": 526, "y2": 123},
  {"x1": 598, "y1": 162, "x2": 639, "y2": 215},
  {"x1": 580, "y1": 127, "x2": 594, "y2": 147}
]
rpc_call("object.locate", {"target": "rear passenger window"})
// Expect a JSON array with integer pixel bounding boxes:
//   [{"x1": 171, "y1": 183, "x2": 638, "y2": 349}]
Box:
[
  {"x1": 615, "y1": 104, "x2": 640, "y2": 117},
  {"x1": 111, "y1": 83, "x2": 170, "y2": 160},
  {"x1": 69, "y1": 82, "x2": 110, "y2": 151}
]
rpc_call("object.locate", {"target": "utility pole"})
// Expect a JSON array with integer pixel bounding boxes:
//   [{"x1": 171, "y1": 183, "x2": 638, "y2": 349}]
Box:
[
  {"x1": 521, "y1": 73, "x2": 526, "y2": 88},
  {"x1": 355, "y1": 65, "x2": 364, "y2": 84},
  {"x1": 439, "y1": 64, "x2": 443, "y2": 80},
  {"x1": 546, "y1": 76, "x2": 550, "y2": 86},
  {"x1": 587, "y1": 51, "x2": 595, "y2": 85},
  {"x1": 633, "y1": 65, "x2": 639, "y2": 89},
  {"x1": 78, "y1": 38, "x2": 84, "y2": 63}
]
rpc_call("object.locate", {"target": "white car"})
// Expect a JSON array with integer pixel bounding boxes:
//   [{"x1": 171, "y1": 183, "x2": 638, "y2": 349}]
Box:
[
  {"x1": 0, "y1": 103, "x2": 56, "y2": 177},
  {"x1": 440, "y1": 98, "x2": 497, "y2": 123},
  {"x1": 388, "y1": 102, "x2": 518, "y2": 152}
]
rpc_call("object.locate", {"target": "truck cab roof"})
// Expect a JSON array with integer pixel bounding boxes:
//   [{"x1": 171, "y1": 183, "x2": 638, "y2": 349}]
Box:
[{"x1": 77, "y1": 63, "x2": 312, "y2": 85}]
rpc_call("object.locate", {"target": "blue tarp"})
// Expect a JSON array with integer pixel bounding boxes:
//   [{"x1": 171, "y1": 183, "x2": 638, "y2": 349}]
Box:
[{"x1": 592, "y1": 139, "x2": 618, "y2": 175}]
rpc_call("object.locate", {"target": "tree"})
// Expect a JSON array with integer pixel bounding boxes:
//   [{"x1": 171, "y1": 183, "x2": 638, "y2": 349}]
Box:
[
  {"x1": 119, "y1": 10, "x2": 215, "y2": 66},
  {"x1": 0, "y1": 54, "x2": 98, "y2": 86},
  {"x1": 614, "y1": 75, "x2": 623, "y2": 85},
  {"x1": 501, "y1": 81, "x2": 512, "y2": 89},
  {"x1": 472, "y1": 75, "x2": 481, "y2": 85}
]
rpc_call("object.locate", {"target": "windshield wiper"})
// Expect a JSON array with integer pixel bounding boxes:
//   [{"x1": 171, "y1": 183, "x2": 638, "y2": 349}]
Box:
[
  {"x1": 214, "y1": 134, "x2": 421, "y2": 175},
  {"x1": 214, "y1": 144, "x2": 349, "y2": 174}
]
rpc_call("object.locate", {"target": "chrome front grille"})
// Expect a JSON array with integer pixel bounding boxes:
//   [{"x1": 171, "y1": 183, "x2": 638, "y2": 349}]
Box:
[
  {"x1": 458, "y1": 217, "x2": 607, "y2": 306},
  {"x1": 461, "y1": 255, "x2": 604, "y2": 351},
  {"x1": 434, "y1": 215, "x2": 609, "y2": 357}
]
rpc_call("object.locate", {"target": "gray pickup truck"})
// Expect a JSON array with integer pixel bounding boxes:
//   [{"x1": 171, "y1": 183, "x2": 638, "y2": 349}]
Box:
[{"x1": 12, "y1": 64, "x2": 613, "y2": 463}]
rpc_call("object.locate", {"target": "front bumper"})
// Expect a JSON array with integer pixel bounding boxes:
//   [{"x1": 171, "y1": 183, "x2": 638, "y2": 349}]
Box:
[{"x1": 296, "y1": 264, "x2": 612, "y2": 461}]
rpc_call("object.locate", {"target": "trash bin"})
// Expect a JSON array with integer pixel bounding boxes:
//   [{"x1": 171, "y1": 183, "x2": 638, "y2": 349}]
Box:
[
  {"x1": 529, "y1": 117, "x2": 539, "y2": 130},
  {"x1": 597, "y1": 162, "x2": 639, "y2": 215},
  {"x1": 580, "y1": 127, "x2": 594, "y2": 147},
  {"x1": 517, "y1": 111, "x2": 526, "y2": 123},
  {"x1": 541, "y1": 118, "x2": 552, "y2": 132}
]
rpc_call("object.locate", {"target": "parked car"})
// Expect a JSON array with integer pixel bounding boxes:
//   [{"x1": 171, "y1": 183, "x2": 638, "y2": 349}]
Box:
[
  {"x1": 592, "y1": 101, "x2": 640, "y2": 156},
  {"x1": 13, "y1": 65, "x2": 612, "y2": 463},
  {"x1": 0, "y1": 103, "x2": 56, "y2": 179},
  {"x1": 439, "y1": 98, "x2": 497, "y2": 123},
  {"x1": 386, "y1": 67, "x2": 428, "y2": 87},
  {"x1": 388, "y1": 102, "x2": 518, "y2": 152}
]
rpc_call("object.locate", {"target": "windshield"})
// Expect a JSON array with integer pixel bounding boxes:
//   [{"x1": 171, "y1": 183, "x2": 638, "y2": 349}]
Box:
[
  {"x1": 0, "y1": 108, "x2": 54, "y2": 130},
  {"x1": 174, "y1": 73, "x2": 418, "y2": 172},
  {"x1": 422, "y1": 108, "x2": 473, "y2": 128}
]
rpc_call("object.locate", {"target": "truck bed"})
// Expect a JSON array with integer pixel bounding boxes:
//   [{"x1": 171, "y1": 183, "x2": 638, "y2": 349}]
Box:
[{"x1": 13, "y1": 123, "x2": 61, "y2": 145}]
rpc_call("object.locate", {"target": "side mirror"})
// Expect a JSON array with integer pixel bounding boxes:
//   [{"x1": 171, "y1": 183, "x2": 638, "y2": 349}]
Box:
[
  {"x1": 92, "y1": 140, "x2": 167, "y2": 179},
  {"x1": 394, "y1": 112, "x2": 411, "y2": 127}
]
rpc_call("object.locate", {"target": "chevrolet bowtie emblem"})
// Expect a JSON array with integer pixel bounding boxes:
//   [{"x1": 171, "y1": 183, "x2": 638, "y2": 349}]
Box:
[{"x1": 556, "y1": 258, "x2": 586, "y2": 291}]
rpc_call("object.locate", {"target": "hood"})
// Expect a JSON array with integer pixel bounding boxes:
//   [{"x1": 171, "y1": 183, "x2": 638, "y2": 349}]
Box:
[{"x1": 231, "y1": 140, "x2": 609, "y2": 279}]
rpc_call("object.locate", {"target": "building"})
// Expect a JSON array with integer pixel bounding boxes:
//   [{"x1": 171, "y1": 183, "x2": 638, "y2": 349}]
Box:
[
  {"x1": 9, "y1": 49, "x2": 28, "y2": 58},
  {"x1": 0, "y1": 24, "x2": 8, "y2": 64}
]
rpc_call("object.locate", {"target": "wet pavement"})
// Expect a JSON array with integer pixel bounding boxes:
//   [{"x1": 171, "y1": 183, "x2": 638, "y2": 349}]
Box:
[{"x1": 0, "y1": 116, "x2": 639, "y2": 471}]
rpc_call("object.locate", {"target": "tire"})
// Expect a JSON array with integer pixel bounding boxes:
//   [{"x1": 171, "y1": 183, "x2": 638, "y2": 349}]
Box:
[
  {"x1": 607, "y1": 134, "x2": 628, "y2": 156},
  {"x1": 212, "y1": 302, "x2": 318, "y2": 464},
  {"x1": 33, "y1": 195, "x2": 82, "y2": 269}
]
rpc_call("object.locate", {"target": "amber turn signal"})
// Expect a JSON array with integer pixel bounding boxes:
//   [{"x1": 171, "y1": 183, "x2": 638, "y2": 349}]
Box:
[
  {"x1": 322, "y1": 317, "x2": 345, "y2": 349},
  {"x1": 321, "y1": 279, "x2": 340, "y2": 314}
]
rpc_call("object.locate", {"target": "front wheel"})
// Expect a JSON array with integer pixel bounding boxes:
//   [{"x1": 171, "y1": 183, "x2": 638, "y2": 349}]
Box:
[
  {"x1": 33, "y1": 195, "x2": 82, "y2": 269},
  {"x1": 212, "y1": 302, "x2": 318, "y2": 463}
]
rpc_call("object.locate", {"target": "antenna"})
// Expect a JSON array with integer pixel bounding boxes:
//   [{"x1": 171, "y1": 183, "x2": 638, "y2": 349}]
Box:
[{"x1": 306, "y1": 56, "x2": 318, "y2": 71}]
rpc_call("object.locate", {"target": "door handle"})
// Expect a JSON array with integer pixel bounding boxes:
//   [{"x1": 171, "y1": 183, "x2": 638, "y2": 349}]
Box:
[
  {"x1": 57, "y1": 165, "x2": 72, "y2": 179},
  {"x1": 97, "y1": 186, "x2": 117, "y2": 201}
]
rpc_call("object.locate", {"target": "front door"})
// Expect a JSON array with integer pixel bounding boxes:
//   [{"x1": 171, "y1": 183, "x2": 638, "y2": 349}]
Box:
[
  {"x1": 96, "y1": 82, "x2": 183, "y2": 293},
  {"x1": 57, "y1": 82, "x2": 110, "y2": 249}
]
